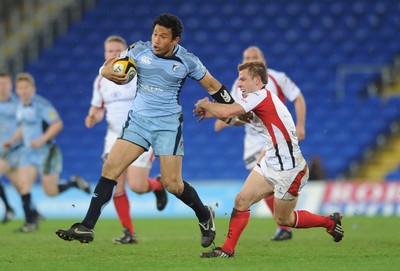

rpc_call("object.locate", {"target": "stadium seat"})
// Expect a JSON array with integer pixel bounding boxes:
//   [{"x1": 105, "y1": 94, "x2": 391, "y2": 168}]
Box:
[{"x1": 385, "y1": 165, "x2": 400, "y2": 181}]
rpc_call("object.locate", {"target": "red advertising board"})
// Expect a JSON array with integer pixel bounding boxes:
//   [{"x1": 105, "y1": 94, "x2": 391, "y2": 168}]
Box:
[{"x1": 320, "y1": 181, "x2": 400, "y2": 216}]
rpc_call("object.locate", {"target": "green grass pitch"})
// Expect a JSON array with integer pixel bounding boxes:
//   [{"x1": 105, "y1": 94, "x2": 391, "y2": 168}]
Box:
[{"x1": 0, "y1": 216, "x2": 398, "y2": 271}]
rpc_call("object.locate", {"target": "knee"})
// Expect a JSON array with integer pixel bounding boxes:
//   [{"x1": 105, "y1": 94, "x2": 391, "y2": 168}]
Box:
[
  {"x1": 102, "y1": 161, "x2": 111, "y2": 176},
  {"x1": 43, "y1": 186, "x2": 58, "y2": 197},
  {"x1": 162, "y1": 176, "x2": 183, "y2": 195},
  {"x1": 233, "y1": 192, "x2": 251, "y2": 210},
  {"x1": 129, "y1": 181, "x2": 148, "y2": 194},
  {"x1": 102, "y1": 160, "x2": 120, "y2": 179},
  {"x1": 14, "y1": 182, "x2": 23, "y2": 193},
  {"x1": 16, "y1": 181, "x2": 30, "y2": 195}
]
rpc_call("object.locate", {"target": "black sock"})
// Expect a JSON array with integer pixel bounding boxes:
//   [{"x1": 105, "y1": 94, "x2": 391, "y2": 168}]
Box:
[
  {"x1": 81, "y1": 176, "x2": 117, "y2": 229},
  {"x1": 0, "y1": 184, "x2": 12, "y2": 210},
  {"x1": 21, "y1": 193, "x2": 35, "y2": 223},
  {"x1": 58, "y1": 178, "x2": 75, "y2": 193},
  {"x1": 176, "y1": 181, "x2": 209, "y2": 222}
]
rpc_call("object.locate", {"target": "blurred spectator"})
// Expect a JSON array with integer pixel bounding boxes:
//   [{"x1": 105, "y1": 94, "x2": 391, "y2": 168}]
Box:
[{"x1": 309, "y1": 155, "x2": 327, "y2": 181}]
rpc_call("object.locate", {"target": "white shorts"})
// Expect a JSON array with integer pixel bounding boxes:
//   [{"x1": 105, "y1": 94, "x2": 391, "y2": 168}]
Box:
[
  {"x1": 244, "y1": 150, "x2": 262, "y2": 170},
  {"x1": 103, "y1": 129, "x2": 154, "y2": 168},
  {"x1": 243, "y1": 130, "x2": 265, "y2": 170},
  {"x1": 254, "y1": 158, "x2": 309, "y2": 200}
]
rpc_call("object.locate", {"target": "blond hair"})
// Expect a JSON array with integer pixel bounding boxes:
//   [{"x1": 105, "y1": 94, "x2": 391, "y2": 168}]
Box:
[
  {"x1": 237, "y1": 61, "x2": 268, "y2": 84},
  {"x1": 243, "y1": 46, "x2": 265, "y2": 61},
  {"x1": 104, "y1": 35, "x2": 127, "y2": 48},
  {"x1": 15, "y1": 72, "x2": 35, "y2": 85}
]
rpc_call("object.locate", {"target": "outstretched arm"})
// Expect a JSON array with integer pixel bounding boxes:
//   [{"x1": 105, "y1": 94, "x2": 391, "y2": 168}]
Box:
[
  {"x1": 85, "y1": 106, "x2": 105, "y2": 128},
  {"x1": 198, "y1": 71, "x2": 235, "y2": 104},
  {"x1": 3, "y1": 127, "x2": 23, "y2": 149},
  {"x1": 293, "y1": 92, "x2": 306, "y2": 141},
  {"x1": 198, "y1": 71, "x2": 222, "y2": 94},
  {"x1": 30, "y1": 120, "x2": 63, "y2": 148},
  {"x1": 194, "y1": 97, "x2": 246, "y2": 121},
  {"x1": 214, "y1": 119, "x2": 230, "y2": 132}
]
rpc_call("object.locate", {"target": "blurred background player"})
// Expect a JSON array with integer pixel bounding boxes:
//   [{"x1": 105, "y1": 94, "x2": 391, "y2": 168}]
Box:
[
  {"x1": 3, "y1": 72, "x2": 91, "y2": 232},
  {"x1": 0, "y1": 72, "x2": 45, "y2": 225},
  {"x1": 0, "y1": 184, "x2": 13, "y2": 223},
  {"x1": 196, "y1": 61, "x2": 343, "y2": 258},
  {"x1": 308, "y1": 155, "x2": 327, "y2": 181},
  {"x1": 85, "y1": 35, "x2": 167, "y2": 244},
  {"x1": 214, "y1": 46, "x2": 306, "y2": 241},
  {"x1": 0, "y1": 72, "x2": 17, "y2": 223}
]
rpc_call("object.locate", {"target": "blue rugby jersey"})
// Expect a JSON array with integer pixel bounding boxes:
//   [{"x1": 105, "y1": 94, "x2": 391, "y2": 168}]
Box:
[
  {"x1": 0, "y1": 93, "x2": 19, "y2": 154},
  {"x1": 16, "y1": 94, "x2": 61, "y2": 148},
  {"x1": 124, "y1": 41, "x2": 207, "y2": 117}
]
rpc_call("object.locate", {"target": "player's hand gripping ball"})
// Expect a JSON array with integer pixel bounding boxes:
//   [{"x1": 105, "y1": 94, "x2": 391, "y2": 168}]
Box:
[{"x1": 113, "y1": 56, "x2": 137, "y2": 83}]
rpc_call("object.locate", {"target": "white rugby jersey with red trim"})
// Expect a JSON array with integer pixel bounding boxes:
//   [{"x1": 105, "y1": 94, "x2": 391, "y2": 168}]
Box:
[
  {"x1": 236, "y1": 87, "x2": 303, "y2": 171},
  {"x1": 91, "y1": 75, "x2": 137, "y2": 134},
  {"x1": 231, "y1": 69, "x2": 301, "y2": 161}
]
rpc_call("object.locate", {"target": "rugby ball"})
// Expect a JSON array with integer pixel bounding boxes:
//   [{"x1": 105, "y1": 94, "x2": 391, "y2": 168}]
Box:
[{"x1": 113, "y1": 56, "x2": 137, "y2": 83}]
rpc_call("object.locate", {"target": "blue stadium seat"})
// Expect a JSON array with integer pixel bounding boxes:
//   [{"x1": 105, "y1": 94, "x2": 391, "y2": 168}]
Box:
[{"x1": 385, "y1": 166, "x2": 400, "y2": 181}]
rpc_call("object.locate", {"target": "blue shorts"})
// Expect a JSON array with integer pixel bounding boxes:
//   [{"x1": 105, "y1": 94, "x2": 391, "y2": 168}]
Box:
[
  {"x1": 119, "y1": 111, "x2": 184, "y2": 156},
  {"x1": 19, "y1": 143, "x2": 63, "y2": 175},
  {"x1": 0, "y1": 144, "x2": 23, "y2": 169}
]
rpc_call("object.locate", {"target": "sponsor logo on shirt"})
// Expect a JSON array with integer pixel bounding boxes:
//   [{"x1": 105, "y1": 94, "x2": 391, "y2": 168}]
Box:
[
  {"x1": 49, "y1": 109, "x2": 58, "y2": 120},
  {"x1": 110, "y1": 92, "x2": 121, "y2": 98},
  {"x1": 138, "y1": 82, "x2": 164, "y2": 93},
  {"x1": 140, "y1": 56, "x2": 151, "y2": 65},
  {"x1": 172, "y1": 63, "x2": 180, "y2": 72},
  {"x1": 118, "y1": 49, "x2": 128, "y2": 58}
]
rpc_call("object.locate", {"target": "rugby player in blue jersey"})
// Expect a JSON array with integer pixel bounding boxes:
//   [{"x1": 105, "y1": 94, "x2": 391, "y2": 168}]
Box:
[
  {"x1": 0, "y1": 72, "x2": 18, "y2": 224},
  {"x1": 0, "y1": 72, "x2": 45, "y2": 228},
  {"x1": 56, "y1": 13, "x2": 236, "y2": 247},
  {"x1": 4, "y1": 73, "x2": 90, "y2": 232}
]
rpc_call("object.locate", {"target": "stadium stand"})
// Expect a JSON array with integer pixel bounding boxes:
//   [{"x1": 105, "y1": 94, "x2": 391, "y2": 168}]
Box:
[
  {"x1": 13, "y1": 0, "x2": 400, "y2": 182},
  {"x1": 0, "y1": 0, "x2": 96, "y2": 74},
  {"x1": 386, "y1": 166, "x2": 400, "y2": 180}
]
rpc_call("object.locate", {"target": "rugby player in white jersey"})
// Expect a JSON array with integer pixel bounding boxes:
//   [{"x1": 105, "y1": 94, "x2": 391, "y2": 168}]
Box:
[
  {"x1": 56, "y1": 13, "x2": 237, "y2": 247},
  {"x1": 195, "y1": 61, "x2": 343, "y2": 258},
  {"x1": 85, "y1": 35, "x2": 167, "y2": 244},
  {"x1": 215, "y1": 46, "x2": 306, "y2": 241}
]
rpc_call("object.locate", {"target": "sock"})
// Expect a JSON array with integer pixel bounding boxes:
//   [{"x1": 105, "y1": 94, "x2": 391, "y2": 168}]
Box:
[
  {"x1": 265, "y1": 195, "x2": 291, "y2": 232},
  {"x1": 221, "y1": 208, "x2": 250, "y2": 254},
  {"x1": 21, "y1": 193, "x2": 35, "y2": 223},
  {"x1": 113, "y1": 192, "x2": 134, "y2": 233},
  {"x1": 81, "y1": 176, "x2": 117, "y2": 229},
  {"x1": 176, "y1": 181, "x2": 209, "y2": 222},
  {"x1": 147, "y1": 177, "x2": 163, "y2": 192},
  {"x1": 0, "y1": 184, "x2": 12, "y2": 210},
  {"x1": 58, "y1": 179, "x2": 75, "y2": 193},
  {"x1": 293, "y1": 210, "x2": 334, "y2": 230},
  {"x1": 265, "y1": 195, "x2": 275, "y2": 213},
  {"x1": 32, "y1": 208, "x2": 41, "y2": 220}
]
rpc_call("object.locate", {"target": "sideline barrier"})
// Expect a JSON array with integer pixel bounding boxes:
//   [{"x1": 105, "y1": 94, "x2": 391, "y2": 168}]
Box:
[
  {"x1": 320, "y1": 181, "x2": 400, "y2": 216},
  {"x1": 0, "y1": 180, "x2": 399, "y2": 219}
]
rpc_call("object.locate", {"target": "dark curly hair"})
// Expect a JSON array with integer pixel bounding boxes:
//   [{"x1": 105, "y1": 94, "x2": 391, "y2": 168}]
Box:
[{"x1": 153, "y1": 13, "x2": 184, "y2": 39}]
